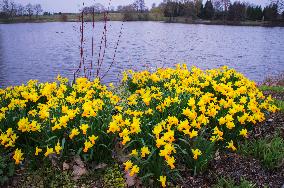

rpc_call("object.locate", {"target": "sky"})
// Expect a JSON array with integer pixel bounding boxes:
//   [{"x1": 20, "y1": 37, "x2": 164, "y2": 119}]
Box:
[{"x1": 14, "y1": 0, "x2": 270, "y2": 13}]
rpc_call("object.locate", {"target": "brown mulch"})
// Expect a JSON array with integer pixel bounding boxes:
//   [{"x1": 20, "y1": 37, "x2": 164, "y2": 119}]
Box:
[
  {"x1": 262, "y1": 90, "x2": 284, "y2": 101},
  {"x1": 253, "y1": 111, "x2": 284, "y2": 140},
  {"x1": 182, "y1": 151, "x2": 284, "y2": 188},
  {"x1": 211, "y1": 153, "x2": 284, "y2": 188}
]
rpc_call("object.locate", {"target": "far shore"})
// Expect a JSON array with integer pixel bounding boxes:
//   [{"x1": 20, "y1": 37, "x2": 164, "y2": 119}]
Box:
[{"x1": 1, "y1": 13, "x2": 284, "y2": 27}]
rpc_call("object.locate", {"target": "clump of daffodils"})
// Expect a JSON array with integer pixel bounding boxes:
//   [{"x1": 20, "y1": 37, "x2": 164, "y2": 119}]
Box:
[
  {"x1": 0, "y1": 76, "x2": 119, "y2": 165},
  {"x1": 113, "y1": 64, "x2": 278, "y2": 187},
  {"x1": 0, "y1": 65, "x2": 278, "y2": 187}
]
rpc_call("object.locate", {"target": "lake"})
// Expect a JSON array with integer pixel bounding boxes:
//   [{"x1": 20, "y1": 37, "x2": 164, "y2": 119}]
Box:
[{"x1": 0, "y1": 21, "x2": 284, "y2": 88}]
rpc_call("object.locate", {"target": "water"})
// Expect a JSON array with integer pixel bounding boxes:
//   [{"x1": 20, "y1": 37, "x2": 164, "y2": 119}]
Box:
[{"x1": 0, "y1": 21, "x2": 284, "y2": 88}]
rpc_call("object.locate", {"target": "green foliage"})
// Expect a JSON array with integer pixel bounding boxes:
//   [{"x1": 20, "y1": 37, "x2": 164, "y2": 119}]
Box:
[
  {"x1": 203, "y1": 0, "x2": 214, "y2": 20},
  {"x1": 178, "y1": 136, "x2": 215, "y2": 175},
  {"x1": 0, "y1": 155, "x2": 15, "y2": 186},
  {"x1": 274, "y1": 100, "x2": 284, "y2": 112},
  {"x1": 258, "y1": 85, "x2": 284, "y2": 92},
  {"x1": 213, "y1": 177, "x2": 256, "y2": 188},
  {"x1": 228, "y1": 2, "x2": 246, "y2": 21},
  {"x1": 240, "y1": 137, "x2": 284, "y2": 169},
  {"x1": 246, "y1": 5, "x2": 263, "y2": 21},
  {"x1": 263, "y1": 3, "x2": 278, "y2": 21},
  {"x1": 103, "y1": 164, "x2": 125, "y2": 188}
]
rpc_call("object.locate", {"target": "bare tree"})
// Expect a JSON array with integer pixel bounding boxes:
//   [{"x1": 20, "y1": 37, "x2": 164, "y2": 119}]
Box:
[
  {"x1": 9, "y1": 1, "x2": 16, "y2": 18},
  {"x1": 134, "y1": 0, "x2": 146, "y2": 12},
  {"x1": 82, "y1": 3, "x2": 105, "y2": 14},
  {"x1": 212, "y1": 0, "x2": 223, "y2": 11},
  {"x1": 219, "y1": 0, "x2": 230, "y2": 11},
  {"x1": 270, "y1": 0, "x2": 284, "y2": 11},
  {"x1": 25, "y1": 3, "x2": 34, "y2": 19},
  {"x1": 16, "y1": 4, "x2": 25, "y2": 16},
  {"x1": 1, "y1": 0, "x2": 9, "y2": 15},
  {"x1": 34, "y1": 4, "x2": 42, "y2": 17}
]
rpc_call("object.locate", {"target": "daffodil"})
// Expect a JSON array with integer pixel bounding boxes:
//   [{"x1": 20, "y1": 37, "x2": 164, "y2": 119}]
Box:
[
  {"x1": 141, "y1": 146, "x2": 150, "y2": 158},
  {"x1": 35, "y1": 147, "x2": 42, "y2": 156},
  {"x1": 88, "y1": 135, "x2": 98, "y2": 144},
  {"x1": 83, "y1": 140, "x2": 93, "y2": 153},
  {"x1": 239, "y1": 129, "x2": 248, "y2": 138},
  {"x1": 123, "y1": 160, "x2": 133, "y2": 171},
  {"x1": 191, "y1": 148, "x2": 202, "y2": 160},
  {"x1": 129, "y1": 165, "x2": 139, "y2": 176},
  {"x1": 45, "y1": 147, "x2": 54, "y2": 157},
  {"x1": 226, "y1": 140, "x2": 237, "y2": 151},
  {"x1": 13, "y1": 148, "x2": 24, "y2": 164},
  {"x1": 80, "y1": 124, "x2": 89, "y2": 135},
  {"x1": 130, "y1": 149, "x2": 138, "y2": 156},
  {"x1": 55, "y1": 141, "x2": 62, "y2": 154},
  {"x1": 69, "y1": 128, "x2": 80, "y2": 139},
  {"x1": 159, "y1": 176, "x2": 167, "y2": 187}
]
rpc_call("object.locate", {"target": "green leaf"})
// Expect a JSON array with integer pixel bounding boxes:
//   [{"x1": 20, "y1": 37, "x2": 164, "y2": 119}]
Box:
[
  {"x1": 77, "y1": 148, "x2": 83, "y2": 156},
  {"x1": 45, "y1": 136, "x2": 58, "y2": 143},
  {"x1": 178, "y1": 138, "x2": 190, "y2": 146},
  {"x1": 140, "y1": 173, "x2": 154, "y2": 180},
  {"x1": 61, "y1": 138, "x2": 66, "y2": 150}
]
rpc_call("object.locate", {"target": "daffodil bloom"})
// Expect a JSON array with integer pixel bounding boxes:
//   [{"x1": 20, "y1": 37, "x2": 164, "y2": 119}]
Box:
[
  {"x1": 129, "y1": 165, "x2": 139, "y2": 176},
  {"x1": 35, "y1": 147, "x2": 42, "y2": 156},
  {"x1": 69, "y1": 128, "x2": 80, "y2": 139},
  {"x1": 45, "y1": 147, "x2": 54, "y2": 157},
  {"x1": 191, "y1": 149, "x2": 202, "y2": 160},
  {"x1": 80, "y1": 124, "x2": 89, "y2": 135},
  {"x1": 55, "y1": 141, "x2": 62, "y2": 154},
  {"x1": 88, "y1": 135, "x2": 98, "y2": 144},
  {"x1": 239, "y1": 129, "x2": 248, "y2": 138},
  {"x1": 159, "y1": 176, "x2": 167, "y2": 187},
  {"x1": 83, "y1": 141, "x2": 93, "y2": 153},
  {"x1": 122, "y1": 135, "x2": 130, "y2": 145},
  {"x1": 130, "y1": 149, "x2": 138, "y2": 156},
  {"x1": 123, "y1": 160, "x2": 133, "y2": 171},
  {"x1": 165, "y1": 156, "x2": 175, "y2": 169},
  {"x1": 13, "y1": 148, "x2": 24, "y2": 164},
  {"x1": 226, "y1": 140, "x2": 237, "y2": 151},
  {"x1": 141, "y1": 146, "x2": 150, "y2": 158},
  {"x1": 189, "y1": 130, "x2": 198, "y2": 138}
]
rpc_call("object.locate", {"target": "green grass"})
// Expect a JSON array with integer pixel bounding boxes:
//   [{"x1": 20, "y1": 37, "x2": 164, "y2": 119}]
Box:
[
  {"x1": 258, "y1": 85, "x2": 284, "y2": 92},
  {"x1": 274, "y1": 99, "x2": 284, "y2": 112},
  {"x1": 213, "y1": 177, "x2": 256, "y2": 188},
  {"x1": 239, "y1": 136, "x2": 284, "y2": 170}
]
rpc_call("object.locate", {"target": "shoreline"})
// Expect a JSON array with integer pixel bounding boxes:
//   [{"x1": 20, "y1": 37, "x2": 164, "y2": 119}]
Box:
[{"x1": 1, "y1": 14, "x2": 284, "y2": 27}]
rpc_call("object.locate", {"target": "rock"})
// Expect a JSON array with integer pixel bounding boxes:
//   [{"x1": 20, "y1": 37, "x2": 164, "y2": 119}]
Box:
[
  {"x1": 94, "y1": 163, "x2": 107, "y2": 170},
  {"x1": 63, "y1": 162, "x2": 70, "y2": 171},
  {"x1": 124, "y1": 171, "x2": 136, "y2": 187},
  {"x1": 74, "y1": 156, "x2": 84, "y2": 167},
  {"x1": 72, "y1": 164, "x2": 87, "y2": 180}
]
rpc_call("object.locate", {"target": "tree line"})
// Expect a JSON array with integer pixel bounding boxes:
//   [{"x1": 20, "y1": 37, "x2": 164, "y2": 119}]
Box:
[
  {"x1": 155, "y1": 0, "x2": 284, "y2": 21},
  {"x1": 1, "y1": 0, "x2": 284, "y2": 22},
  {"x1": 0, "y1": 0, "x2": 43, "y2": 19}
]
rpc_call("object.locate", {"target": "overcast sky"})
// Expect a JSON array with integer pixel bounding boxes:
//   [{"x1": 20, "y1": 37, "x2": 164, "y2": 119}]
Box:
[{"x1": 13, "y1": 0, "x2": 270, "y2": 13}]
